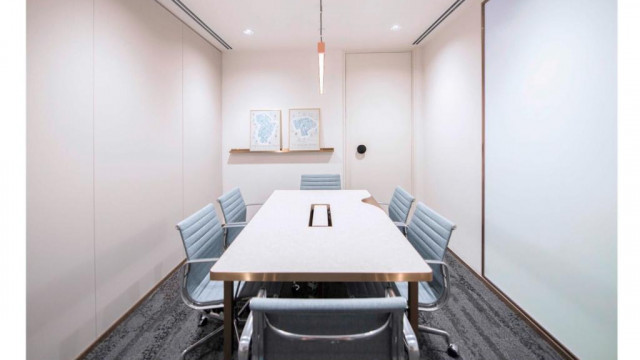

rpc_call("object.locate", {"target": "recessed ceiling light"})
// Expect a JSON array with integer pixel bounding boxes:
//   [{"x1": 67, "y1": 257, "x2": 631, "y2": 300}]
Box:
[
  {"x1": 390, "y1": 24, "x2": 401, "y2": 31},
  {"x1": 242, "y1": 28, "x2": 254, "y2": 36}
]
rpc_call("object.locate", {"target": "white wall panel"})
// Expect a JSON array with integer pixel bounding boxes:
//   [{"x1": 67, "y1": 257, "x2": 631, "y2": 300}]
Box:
[
  {"x1": 484, "y1": 0, "x2": 617, "y2": 358},
  {"x1": 183, "y1": 27, "x2": 223, "y2": 215},
  {"x1": 221, "y1": 50, "x2": 344, "y2": 205},
  {"x1": 415, "y1": 0, "x2": 483, "y2": 272},
  {"x1": 26, "y1": 1, "x2": 96, "y2": 359},
  {"x1": 93, "y1": 0, "x2": 185, "y2": 334},
  {"x1": 28, "y1": 1, "x2": 225, "y2": 358}
]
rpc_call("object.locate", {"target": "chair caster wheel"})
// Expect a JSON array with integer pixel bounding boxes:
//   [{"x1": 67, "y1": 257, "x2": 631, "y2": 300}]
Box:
[
  {"x1": 198, "y1": 314, "x2": 208, "y2": 327},
  {"x1": 447, "y1": 344, "x2": 460, "y2": 358}
]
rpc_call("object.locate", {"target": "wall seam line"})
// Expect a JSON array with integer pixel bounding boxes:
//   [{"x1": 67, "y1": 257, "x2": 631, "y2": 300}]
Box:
[
  {"x1": 91, "y1": 0, "x2": 98, "y2": 339},
  {"x1": 181, "y1": 25, "x2": 185, "y2": 218}
]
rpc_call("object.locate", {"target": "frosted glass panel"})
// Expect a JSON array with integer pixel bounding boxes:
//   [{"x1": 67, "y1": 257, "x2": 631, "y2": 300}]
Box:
[{"x1": 484, "y1": 0, "x2": 616, "y2": 359}]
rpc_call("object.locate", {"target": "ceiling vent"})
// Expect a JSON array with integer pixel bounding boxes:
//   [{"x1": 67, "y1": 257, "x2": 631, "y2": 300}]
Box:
[
  {"x1": 412, "y1": 0, "x2": 466, "y2": 45},
  {"x1": 171, "y1": 0, "x2": 232, "y2": 50}
]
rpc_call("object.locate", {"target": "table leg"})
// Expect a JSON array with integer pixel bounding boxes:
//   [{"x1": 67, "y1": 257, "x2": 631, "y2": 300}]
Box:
[
  {"x1": 223, "y1": 281, "x2": 234, "y2": 360},
  {"x1": 408, "y1": 282, "x2": 419, "y2": 333}
]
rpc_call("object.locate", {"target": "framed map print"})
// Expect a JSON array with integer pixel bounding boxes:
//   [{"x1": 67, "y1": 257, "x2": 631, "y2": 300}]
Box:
[
  {"x1": 289, "y1": 108, "x2": 320, "y2": 151},
  {"x1": 250, "y1": 110, "x2": 281, "y2": 151}
]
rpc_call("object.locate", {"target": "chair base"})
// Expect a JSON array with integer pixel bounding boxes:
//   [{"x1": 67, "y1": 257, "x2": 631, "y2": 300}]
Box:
[
  {"x1": 418, "y1": 325, "x2": 460, "y2": 358},
  {"x1": 198, "y1": 314, "x2": 208, "y2": 327},
  {"x1": 447, "y1": 343, "x2": 460, "y2": 357},
  {"x1": 180, "y1": 325, "x2": 224, "y2": 360}
]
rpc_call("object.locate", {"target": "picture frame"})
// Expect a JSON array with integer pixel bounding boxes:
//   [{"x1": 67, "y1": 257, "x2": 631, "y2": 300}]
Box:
[
  {"x1": 288, "y1": 108, "x2": 321, "y2": 151},
  {"x1": 249, "y1": 110, "x2": 282, "y2": 151}
]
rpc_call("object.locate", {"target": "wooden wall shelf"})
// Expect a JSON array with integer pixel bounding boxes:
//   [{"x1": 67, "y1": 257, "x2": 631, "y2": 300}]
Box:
[{"x1": 229, "y1": 148, "x2": 334, "y2": 154}]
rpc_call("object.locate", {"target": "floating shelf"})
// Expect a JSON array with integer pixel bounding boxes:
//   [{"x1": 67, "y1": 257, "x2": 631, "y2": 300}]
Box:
[{"x1": 229, "y1": 148, "x2": 334, "y2": 154}]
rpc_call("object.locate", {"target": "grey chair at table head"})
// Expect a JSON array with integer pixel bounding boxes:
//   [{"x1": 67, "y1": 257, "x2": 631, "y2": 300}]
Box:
[
  {"x1": 300, "y1": 174, "x2": 342, "y2": 190},
  {"x1": 378, "y1": 186, "x2": 415, "y2": 234},
  {"x1": 217, "y1": 187, "x2": 263, "y2": 246},
  {"x1": 394, "y1": 201, "x2": 459, "y2": 357},
  {"x1": 176, "y1": 203, "x2": 275, "y2": 360},
  {"x1": 238, "y1": 296, "x2": 419, "y2": 360}
]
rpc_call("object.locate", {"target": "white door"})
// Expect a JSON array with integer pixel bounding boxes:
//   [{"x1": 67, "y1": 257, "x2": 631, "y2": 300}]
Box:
[{"x1": 345, "y1": 52, "x2": 413, "y2": 202}]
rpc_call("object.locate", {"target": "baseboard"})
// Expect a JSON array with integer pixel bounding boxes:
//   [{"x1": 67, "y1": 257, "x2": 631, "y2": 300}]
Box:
[
  {"x1": 74, "y1": 259, "x2": 185, "y2": 360},
  {"x1": 447, "y1": 250, "x2": 578, "y2": 360}
]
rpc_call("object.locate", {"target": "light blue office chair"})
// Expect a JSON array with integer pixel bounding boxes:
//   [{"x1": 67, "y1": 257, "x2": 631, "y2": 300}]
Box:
[
  {"x1": 395, "y1": 202, "x2": 458, "y2": 357},
  {"x1": 379, "y1": 186, "x2": 415, "y2": 234},
  {"x1": 238, "y1": 294, "x2": 419, "y2": 360},
  {"x1": 218, "y1": 187, "x2": 262, "y2": 246},
  {"x1": 345, "y1": 202, "x2": 459, "y2": 357},
  {"x1": 176, "y1": 203, "x2": 276, "y2": 360},
  {"x1": 300, "y1": 174, "x2": 342, "y2": 190}
]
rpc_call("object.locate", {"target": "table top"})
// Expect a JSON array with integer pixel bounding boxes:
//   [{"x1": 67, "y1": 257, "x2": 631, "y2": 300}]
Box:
[{"x1": 210, "y1": 190, "x2": 432, "y2": 282}]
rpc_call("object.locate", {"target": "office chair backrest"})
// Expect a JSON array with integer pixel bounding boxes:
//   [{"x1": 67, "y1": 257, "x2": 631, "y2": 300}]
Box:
[
  {"x1": 250, "y1": 297, "x2": 406, "y2": 360},
  {"x1": 176, "y1": 203, "x2": 225, "y2": 296},
  {"x1": 406, "y1": 202, "x2": 456, "y2": 294},
  {"x1": 218, "y1": 187, "x2": 247, "y2": 223},
  {"x1": 388, "y1": 186, "x2": 415, "y2": 223},
  {"x1": 300, "y1": 174, "x2": 342, "y2": 190},
  {"x1": 218, "y1": 187, "x2": 247, "y2": 244}
]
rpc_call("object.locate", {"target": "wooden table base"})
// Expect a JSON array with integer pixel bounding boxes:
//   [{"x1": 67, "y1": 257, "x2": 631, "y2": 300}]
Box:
[
  {"x1": 223, "y1": 281, "x2": 234, "y2": 360},
  {"x1": 408, "y1": 282, "x2": 419, "y2": 333}
]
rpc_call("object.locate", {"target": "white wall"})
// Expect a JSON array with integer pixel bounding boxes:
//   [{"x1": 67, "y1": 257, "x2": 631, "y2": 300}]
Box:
[
  {"x1": 183, "y1": 27, "x2": 224, "y2": 215},
  {"x1": 27, "y1": 0, "x2": 222, "y2": 358},
  {"x1": 27, "y1": 1, "x2": 95, "y2": 359},
  {"x1": 484, "y1": 0, "x2": 617, "y2": 358},
  {"x1": 414, "y1": 0, "x2": 483, "y2": 272},
  {"x1": 222, "y1": 50, "x2": 344, "y2": 204}
]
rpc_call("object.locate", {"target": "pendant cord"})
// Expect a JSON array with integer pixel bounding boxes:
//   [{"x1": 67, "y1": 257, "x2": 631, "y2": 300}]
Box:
[{"x1": 319, "y1": 0, "x2": 323, "y2": 42}]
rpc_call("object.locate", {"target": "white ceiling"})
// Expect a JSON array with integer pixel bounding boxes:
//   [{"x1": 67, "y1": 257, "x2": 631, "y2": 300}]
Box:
[{"x1": 181, "y1": 0, "x2": 457, "y2": 51}]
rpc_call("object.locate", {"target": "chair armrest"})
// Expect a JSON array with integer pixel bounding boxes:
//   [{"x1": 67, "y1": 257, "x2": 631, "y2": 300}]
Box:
[
  {"x1": 238, "y1": 289, "x2": 267, "y2": 360},
  {"x1": 185, "y1": 258, "x2": 220, "y2": 265},
  {"x1": 222, "y1": 222, "x2": 247, "y2": 248},
  {"x1": 180, "y1": 258, "x2": 222, "y2": 310},
  {"x1": 422, "y1": 260, "x2": 451, "y2": 311},
  {"x1": 403, "y1": 315, "x2": 420, "y2": 360},
  {"x1": 394, "y1": 221, "x2": 408, "y2": 237},
  {"x1": 245, "y1": 203, "x2": 263, "y2": 207},
  {"x1": 238, "y1": 310, "x2": 254, "y2": 360},
  {"x1": 222, "y1": 222, "x2": 247, "y2": 228},
  {"x1": 378, "y1": 202, "x2": 390, "y2": 206},
  {"x1": 393, "y1": 221, "x2": 408, "y2": 228}
]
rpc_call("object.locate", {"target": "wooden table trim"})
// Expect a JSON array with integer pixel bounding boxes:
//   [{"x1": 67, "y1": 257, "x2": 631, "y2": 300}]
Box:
[{"x1": 211, "y1": 272, "x2": 432, "y2": 282}]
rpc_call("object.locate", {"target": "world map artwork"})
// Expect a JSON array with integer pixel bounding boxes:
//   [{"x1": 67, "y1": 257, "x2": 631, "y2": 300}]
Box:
[
  {"x1": 250, "y1": 110, "x2": 280, "y2": 151},
  {"x1": 254, "y1": 113, "x2": 278, "y2": 144},
  {"x1": 289, "y1": 109, "x2": 320, "y2": 151},
  {"x1": 293, "y1": 117, "x2": 317, "y2": 137}
]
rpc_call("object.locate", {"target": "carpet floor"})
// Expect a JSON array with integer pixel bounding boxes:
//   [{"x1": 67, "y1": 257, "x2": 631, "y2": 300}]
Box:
[{"x1": 82, "y1": 252, "x2": 563, "y2": 360}]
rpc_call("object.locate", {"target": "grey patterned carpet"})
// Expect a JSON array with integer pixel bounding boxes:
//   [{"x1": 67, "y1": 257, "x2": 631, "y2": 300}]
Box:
[{"x1": 82, "y1": 252, "x2": 563, "y2": 360}]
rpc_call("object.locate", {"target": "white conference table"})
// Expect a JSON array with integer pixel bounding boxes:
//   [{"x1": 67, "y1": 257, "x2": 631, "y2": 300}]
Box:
[{"x1": 210, "y1": 190, "x2": 432, "y2": 360}]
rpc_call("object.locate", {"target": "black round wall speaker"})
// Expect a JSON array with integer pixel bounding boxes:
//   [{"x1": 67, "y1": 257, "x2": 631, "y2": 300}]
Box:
[{"x1": 357, "y1": 145, "x2": 367, "y2": 154}]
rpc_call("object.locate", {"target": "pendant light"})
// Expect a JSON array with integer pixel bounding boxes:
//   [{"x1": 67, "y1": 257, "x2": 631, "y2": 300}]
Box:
[{"x1": 318, "y1": 0, "x2": 325, "y2": 94}]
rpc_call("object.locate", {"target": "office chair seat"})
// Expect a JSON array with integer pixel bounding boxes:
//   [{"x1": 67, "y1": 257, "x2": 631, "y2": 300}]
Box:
[
  {"x1": 394, "y1": 281, "x2": 443, "y2": 306},
  {"x1": 346, "y1": 282, "x2": 441, "y2": 305},
  {"x1": 189, "y1": 278, "x2": 237, "y2": 304}
]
